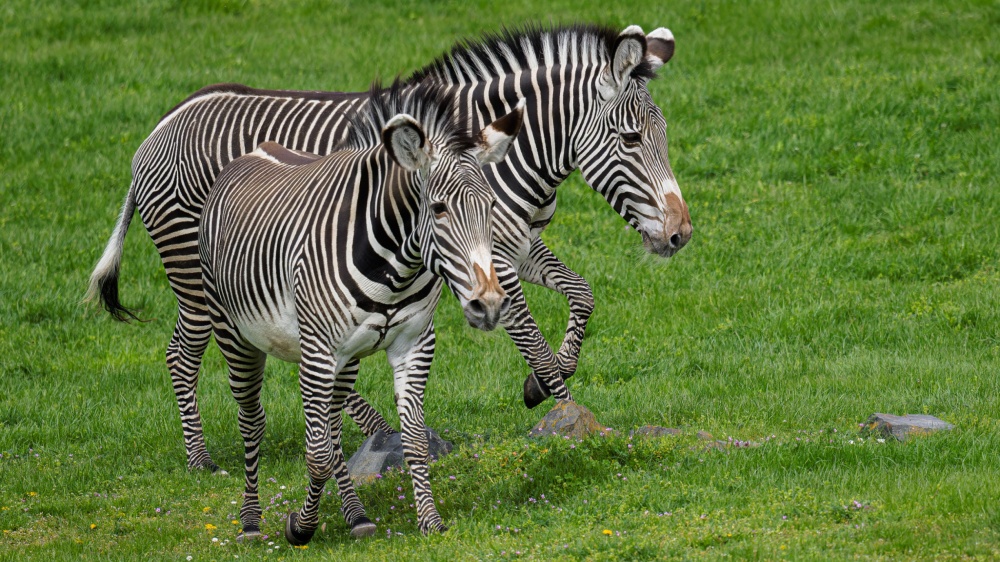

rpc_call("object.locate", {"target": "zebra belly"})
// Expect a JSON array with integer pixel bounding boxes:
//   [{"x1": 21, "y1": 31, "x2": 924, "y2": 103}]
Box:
[{"x1": 235, "y1": 300, "x2": 302, "y2": 363}]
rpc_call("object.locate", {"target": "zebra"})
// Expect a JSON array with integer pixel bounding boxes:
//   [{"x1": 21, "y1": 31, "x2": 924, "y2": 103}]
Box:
[
  {"x1": 200, "y1": 80, "x2": 524, "y2": 541},
  {"x1": 87, "y1": 23, "x2": 691, "y2": 472}
]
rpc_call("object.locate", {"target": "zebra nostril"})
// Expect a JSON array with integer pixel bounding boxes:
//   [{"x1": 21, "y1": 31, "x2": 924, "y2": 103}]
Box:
[
  {"x1": 499, "y1": 296, "x2": 511, "y2": 316},
  {"x1": 669, "y1": 233, "x2": 682, "y2": 248},
  {"x1": 467, "y1": 299, "x2": 486, "y2": 318}
]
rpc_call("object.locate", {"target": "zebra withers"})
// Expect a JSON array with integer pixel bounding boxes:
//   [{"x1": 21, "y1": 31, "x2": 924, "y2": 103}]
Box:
[
  {"x1": 87, "y1": 24, "x2": 691, "y2": 472},
  {"x1": 199, "y1": 81, "x2": 524, "y2": 541}
]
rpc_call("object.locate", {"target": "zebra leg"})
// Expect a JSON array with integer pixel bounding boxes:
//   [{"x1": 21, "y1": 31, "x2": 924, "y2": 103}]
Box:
[
  {"x1": 497, "y1": 260, "x2": 574, "y2": 406},
  {"x1": 518, "y1": 237, "x2": 595, "y2": 408},
  {"x1": 217, "y1": 329, "x2": 267, "y2": 539},
  {"x1": 288, "y1": 348, "x2": 374, "y2": 544},
  {"x1": 389, "y1": 322, "x2": 446, "y2": 534},
  {"x1": 342, "y1": 359, "x2": 396, "y2": 437},
  {"x1": 164, "y1": 302, "x2": 219, "y2": 472},
  {"x1": 203, "y1": 270, "x2": 264, "y2": 537}
]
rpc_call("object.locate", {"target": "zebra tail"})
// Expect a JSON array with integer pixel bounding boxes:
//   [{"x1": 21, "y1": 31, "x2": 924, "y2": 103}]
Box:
[{"x1": 85, "y1": 181, "x2": 142, "y2": 322}]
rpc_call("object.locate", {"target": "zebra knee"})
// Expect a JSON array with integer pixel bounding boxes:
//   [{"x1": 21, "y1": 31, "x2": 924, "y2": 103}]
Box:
[{"x1": 304, "y1": 453, "x2": 335, "y2": 481}]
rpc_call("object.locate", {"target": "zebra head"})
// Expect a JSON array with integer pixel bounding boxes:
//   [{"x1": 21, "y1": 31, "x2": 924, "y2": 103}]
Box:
[
  {"x1": 578, "y1": 26, "x2": 692, "y2": 258},
  {"x1": 381, "y1": 100, "x2": 525, "y2": 331}
]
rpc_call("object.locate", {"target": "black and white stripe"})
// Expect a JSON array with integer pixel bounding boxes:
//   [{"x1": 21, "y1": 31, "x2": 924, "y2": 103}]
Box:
[
  {"x1": 200, "y1": 81, "x2": 521, "y2": 540},
  {"x1": 87, "y1": 23, "x2": 692, "y2": 470}
]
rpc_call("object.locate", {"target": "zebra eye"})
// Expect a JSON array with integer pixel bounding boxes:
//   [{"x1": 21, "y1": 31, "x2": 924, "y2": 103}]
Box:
[
  {"x1": 621, "y1": 131, "x2": 642, "y2": 146},
  {"x1": 430, "y1": 202, "x2": 448, "y2": 217}
]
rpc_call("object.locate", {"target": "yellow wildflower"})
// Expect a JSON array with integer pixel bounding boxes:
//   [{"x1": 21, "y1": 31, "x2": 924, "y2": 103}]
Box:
[
  {"x1": 28, "y1": 492, "x2": 37, "y2": 497},
  {"x1": 90, "y1": 524, "x2": 96, "y2": 529},
  {"x1": 232, "y1": 520, "x2": 239, "y2": 525},
  {"x1": 602, "y1": 529, "x2": 613, "y2": 536},
  {"x1": 202, "y1": 506, "x2": 212, "y2": 513},
  {"x1": 294, "y1": 545, "x2": 309, "y2": 550},
  {"x1": 205, "y1": 523, "x2": 217, "y2": 531}
]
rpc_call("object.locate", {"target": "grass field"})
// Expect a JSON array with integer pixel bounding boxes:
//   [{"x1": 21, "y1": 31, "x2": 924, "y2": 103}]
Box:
[{"x1": 2, "y1": 0, "x2": 1000, "y2": 559}]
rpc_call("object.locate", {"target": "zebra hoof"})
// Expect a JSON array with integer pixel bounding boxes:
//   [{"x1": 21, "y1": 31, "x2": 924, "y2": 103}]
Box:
[
  {"x1": 284, "y1": 512, "x2": 315, "y2": 546},
  {"x1": 236, "y1": 527, "x2": 262, "y2": 543},
  {"x1": 350, "y1": 516, "x2": 377, "y2": 538},
  {"x1": 419, "y1": 519, "x2": 448, "y2": 535},
  {"x1": 523, "y1": 373, "x2": 550, "y2": 410}
]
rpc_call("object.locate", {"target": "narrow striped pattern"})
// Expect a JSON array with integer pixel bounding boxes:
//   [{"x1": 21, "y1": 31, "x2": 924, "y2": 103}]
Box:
[{"x1": 87, "y1": 23, "x2": 691, "y2": 471}]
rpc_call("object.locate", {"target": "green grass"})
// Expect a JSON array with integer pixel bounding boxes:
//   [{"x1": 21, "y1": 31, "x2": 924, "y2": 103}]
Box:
[{"x1": 2, "y1": 0, "x2": 1000, "y2": 559}]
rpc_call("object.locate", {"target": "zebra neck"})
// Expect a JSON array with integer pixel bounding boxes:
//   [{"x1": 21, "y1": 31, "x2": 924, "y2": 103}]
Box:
[
  {"x1": 451, "y1": 65, "x2": 584, "y2": 209},
  {"x1": 354, "y1": 154, "x2": 426, "y2": 287}
]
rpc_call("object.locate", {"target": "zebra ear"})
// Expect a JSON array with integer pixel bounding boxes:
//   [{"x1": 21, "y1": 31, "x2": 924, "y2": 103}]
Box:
[
  {"x1": 383, "y1": 113, "x2": 431, "y2": 172},
  {"x1": 612, "y1": 25, "x2": 647, "y2": 86},
  {"x1": 645, "y1": 28, "x2": 675, "y2": 70},
  {"x1": 474, "y1": 98, "x2": 525, "y2": 166}
]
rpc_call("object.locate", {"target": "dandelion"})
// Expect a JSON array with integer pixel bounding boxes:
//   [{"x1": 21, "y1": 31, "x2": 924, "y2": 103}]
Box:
[
  {"x1": 27, "y1": 492, "x2": 37, "y2": 497},
  {"x1": 90, "y1": 524, "x2": 96, "y2": 529},
  {"x1": 294, "y1": 545, "x2": 308, "y2": 550},
  {"x1": 205, "y1": 523, "x2": 217, "y2": 531},
  {"x1": 231, "y1": 520, "x2": 239, "y2": 525},
  {"x1": 602, "y1": 529, "x2": 613, "y2": 536},
  {"x1": 203, "y1": 507, "x2": 212, "y2": 513}
]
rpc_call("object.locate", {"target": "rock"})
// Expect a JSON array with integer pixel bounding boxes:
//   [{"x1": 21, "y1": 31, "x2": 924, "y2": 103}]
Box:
[
  {"x1": 528, "y1": 401, "x2": 603, "y2": 439},
  {"x1": 696, "y1": 431, "x2": 714, "y2": 441},
  {"x1": 630, "y1": 425, "x2": 683, "y2": 438},
  {"x1": 860, "y1": 413, "x2": 954, "y2": 442},
  {"x1": 347, "y1": 428, "x2": 453, "y2": 484}
]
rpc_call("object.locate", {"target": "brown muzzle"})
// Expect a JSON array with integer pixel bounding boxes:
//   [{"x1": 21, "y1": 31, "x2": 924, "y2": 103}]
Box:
[{"x1": 464, "y1": 263, "x2": 510, "y2": 331}]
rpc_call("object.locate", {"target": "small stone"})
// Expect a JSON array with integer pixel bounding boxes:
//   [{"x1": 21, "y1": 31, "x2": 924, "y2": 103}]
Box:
[
  {"x1": 528, "y1": 402, "x2": 602, "y2": 440},
  {"x1": 696, "y1": 431, "x2": 714, "y2": 441},
  {"x1": 630, "y1": 425, "x2": 683, "y2": 438},
  {"x1": 860, "y1": 413, "x2": 954, "y2": 442},
  {"x1": 347, "y1": 428, "x2": 453, "y2": 484}
]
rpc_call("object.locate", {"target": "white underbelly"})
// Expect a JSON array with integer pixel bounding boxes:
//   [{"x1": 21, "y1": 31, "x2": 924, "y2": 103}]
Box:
[{"x1": 236, "y1": 298, "x2": 302, "y2": 363}]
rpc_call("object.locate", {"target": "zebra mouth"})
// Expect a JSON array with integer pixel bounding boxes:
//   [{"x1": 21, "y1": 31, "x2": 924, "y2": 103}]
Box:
[{"x1": 640, "y1": 229, "x2": 678, "y2": 258}]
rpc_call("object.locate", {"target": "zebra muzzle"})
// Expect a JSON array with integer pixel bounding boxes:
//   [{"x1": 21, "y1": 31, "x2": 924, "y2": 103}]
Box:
[{"x1": 464, "y1": 263, "x2": 509, "y2": 331}]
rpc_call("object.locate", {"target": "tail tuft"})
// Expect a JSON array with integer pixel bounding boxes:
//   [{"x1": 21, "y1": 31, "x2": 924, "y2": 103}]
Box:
[{"x1": 85, "y1": 183, "x2": 143, "y2": 322}]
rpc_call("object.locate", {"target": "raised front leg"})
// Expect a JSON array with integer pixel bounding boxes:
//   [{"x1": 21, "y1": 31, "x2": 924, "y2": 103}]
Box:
[
  {"x1": 497, "y1": 260, "x2": 574, "y2": 405},
  {"x1": 342, "y1": 357, "x2": 396, "y2": 437},
  {"x1": 518, "y1": 237, "x2": 595, "y2": 408},
  {"x1": 387, "y1": 321, "x2": 446, "y2": 534},
  {"x1": 286, "y1": 339, "x2": 375, "y2": 545}
]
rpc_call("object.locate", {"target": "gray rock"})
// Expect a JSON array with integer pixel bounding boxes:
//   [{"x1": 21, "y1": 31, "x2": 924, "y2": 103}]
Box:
[
  {"x1": 347, "y1": 428, "x2": 453, "y2": 484},
  {"x1": 630, "y1": 425, "x2": 683, "y2": 438},
  {"x1": 528, "y1": 401, "x2": 603, "y2": 439},
  {"x1": 861, "y1": 413, "x2": 955, "y2": 442}
]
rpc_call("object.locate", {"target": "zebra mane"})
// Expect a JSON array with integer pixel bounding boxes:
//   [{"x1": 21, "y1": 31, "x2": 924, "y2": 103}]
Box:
[
  {"x1": 408, "y1": 23, "x2": 659, "y2": 85},
  {"x1": 342, "y1": 79, "x2": 477, "y2": 153}
]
